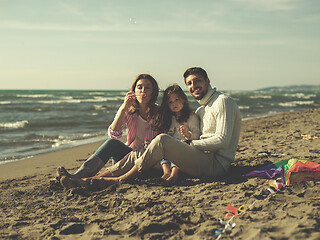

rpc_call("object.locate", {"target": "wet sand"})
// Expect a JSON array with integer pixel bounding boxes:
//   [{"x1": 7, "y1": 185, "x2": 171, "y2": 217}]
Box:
[{"x1": 0, "y1": 108, "x2": 320, "y2": 240}]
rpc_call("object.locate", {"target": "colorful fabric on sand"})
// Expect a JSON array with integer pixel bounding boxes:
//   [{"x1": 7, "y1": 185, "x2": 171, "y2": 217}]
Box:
[
  {"x1": 243, "y1": 158, "x2": 320, "y2": 185},
  {"x1": 205, "y1": 158, "x2": 320, "y2": 239}
]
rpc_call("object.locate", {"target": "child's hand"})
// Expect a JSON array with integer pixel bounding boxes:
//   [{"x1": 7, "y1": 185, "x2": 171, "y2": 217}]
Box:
[{"x1": 178, "y1": 125, "x2": 191, "y2": 139}]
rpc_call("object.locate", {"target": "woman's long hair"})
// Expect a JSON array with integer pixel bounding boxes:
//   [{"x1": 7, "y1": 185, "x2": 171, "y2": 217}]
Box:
[
  {"x1": 153, "y1": 84, "x2": 191, "y2": 133},
  {"x1": 128, "y1": 74, "x2": 159, "y2": 120}
]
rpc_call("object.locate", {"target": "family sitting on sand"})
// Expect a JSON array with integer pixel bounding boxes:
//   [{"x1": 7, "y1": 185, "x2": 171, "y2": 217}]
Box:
[{"x1": 56, "y1": 67, "x2": 242, "y2": 190}]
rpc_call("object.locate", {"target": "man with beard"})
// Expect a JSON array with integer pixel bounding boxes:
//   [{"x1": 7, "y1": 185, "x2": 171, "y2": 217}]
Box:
[
  {"x1": 130, "y1": 67, "x2": 242, "y2": 178},
  {"x1": 57, "y1": 67, "x2": 242, "y2": 189}
]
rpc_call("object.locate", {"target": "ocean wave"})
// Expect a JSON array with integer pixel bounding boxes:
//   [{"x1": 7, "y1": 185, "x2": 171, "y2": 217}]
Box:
[
  {"x1": 283, "y1": 93, "x2": 317, "y2": 99},
  {"x1": 278, "y1": 101, "x2": 315, "y2": 107},
  {"x1": 0, "y1": 120, "x2": 29, "y2": 129},
  {"x1": 37, "y1": 99, "x2": 82, "y2": 104},
  {"x1": 0, "y1": 101, "x2": 11, "y2": 105},
  {"x1": 51, "y1": 132, "x2": 105, "y2": 148},
  {"x1": 89, "y1": 92, "x2": 106, "y2": 95},
  {"x1": 239, "y1": 106, "x2": 250, "y2": 110},
  {"x1": 16, "y1": 94, "x2": 54, "y2": 98},
  {"x1": 249, "y1": 95, "x2": 272, "y2": 99},
  {"x1": 34, "y1": 96, "x2": 123, "y2": 104},
  {"x1": 52, "y1": 139, "x2": 74, "y2": 148},
  {"x1": 60, "y1": 96, "x2": 73, "y2": 100},
  {"x1": 94, "y1": 104, "x2": 107, "y2": 110}
]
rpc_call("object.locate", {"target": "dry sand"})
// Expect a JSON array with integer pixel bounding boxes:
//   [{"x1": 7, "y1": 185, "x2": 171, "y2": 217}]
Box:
[{"x1": 0, "y1": 108, "x2": 320, "y2": 240}]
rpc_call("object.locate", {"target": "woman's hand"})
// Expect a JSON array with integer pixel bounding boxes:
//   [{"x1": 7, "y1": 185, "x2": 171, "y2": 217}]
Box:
[
  {"x1": 178, "y1": 125, "x2": 191, "y2": 139},
  {"x1": 123, "y1": 91, "x2": 136, "y2": 110}
]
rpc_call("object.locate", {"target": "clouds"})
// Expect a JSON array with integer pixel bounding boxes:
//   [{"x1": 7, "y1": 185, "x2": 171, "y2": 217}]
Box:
[
  {"x1": 58, "y1": 2, "x2": 85, "y2": 17},
  {"x1": 0, "y1": 0, "x2": 319, "y2": 90},
  {"x1": 0, "y1": 0, "x2": 314, "y2": 34},
  {"x1": 231, "y1": 0, "x2": 298, "y2": 12}
]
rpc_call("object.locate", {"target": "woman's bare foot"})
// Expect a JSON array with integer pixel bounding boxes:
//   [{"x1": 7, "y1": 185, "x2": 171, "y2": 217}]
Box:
[
  {"x1": 57, "y1": 167, "x2": 89, "y2": 190},
  {"x1": 57, "y1": 166, "x2": 72, "y2": 179},
  {"x1": 59, "y1": 176, "x2": 79, "y2": 189}
]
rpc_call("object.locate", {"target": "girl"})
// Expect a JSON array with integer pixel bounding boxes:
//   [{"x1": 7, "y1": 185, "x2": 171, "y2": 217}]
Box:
[
  {"x1": 153, "y1": 84, "x2": 201, "y2": 185},
  {"x1": 57, "y1": 74, "x2": 160, "y2": 188}
]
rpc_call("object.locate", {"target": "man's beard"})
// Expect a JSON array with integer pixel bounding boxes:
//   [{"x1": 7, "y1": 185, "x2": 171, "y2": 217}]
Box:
[{"x1": 192, "y1": 90, "x2": 206, "y2": 100}]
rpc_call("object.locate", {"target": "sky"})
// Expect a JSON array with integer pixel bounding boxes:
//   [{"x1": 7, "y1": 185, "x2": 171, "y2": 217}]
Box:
[{"x1": 1, "y1": 0, "x2": 319, "y2": 91}]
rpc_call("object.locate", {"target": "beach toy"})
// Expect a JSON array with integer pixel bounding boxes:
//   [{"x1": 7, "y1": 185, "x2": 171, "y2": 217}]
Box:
[
  {"x1": 214, "y1": 229, "x2": 223, "y2": 237},
  {"x1": 256, "y1": 186, "x2": 277, "y2": 200},
  {"x1": 238, "y1": 205, "x2": 248, "y2": 213},
  {"x1": 269, "y1": 179, "x2": 283, "y2": 190},
  {"x1": 243, "y1": 158, "x2": 320, "y2": 185},
  {"x1": 219, "y1": 219, "x2": 236, "y2": 231},
  {"x1": 210, "y1": 159, "x2": 320, "y2": 240},
  {"x1": 210, "y1": 201, "x2": 257, "y2": 240},
  {"x1": 225, "y1": 204, "x2": 238, "y2": 217},
  {"x1": 225, "y1": 204, "x2": 250, "y2": 216}
]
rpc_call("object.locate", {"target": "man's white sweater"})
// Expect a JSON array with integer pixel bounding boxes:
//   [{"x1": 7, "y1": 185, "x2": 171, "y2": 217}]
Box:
[{"x1": 190, "y1": 86, "x2": 242, "y2": 171}]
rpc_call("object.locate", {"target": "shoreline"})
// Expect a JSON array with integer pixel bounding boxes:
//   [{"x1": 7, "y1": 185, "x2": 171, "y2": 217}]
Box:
[
  {"x1": 0, "y1": 134, "x2": 109, "y2": 166},
  {"x1": 0, "y1": 108, "x2": 307, "y2": 167},
  {"x1": 0, "y1": 140, "x2": 105, "y2": 181},
  {"x1": 0, "y1": 108, "x2": 319, "y2": 239},
  {"x1": 0, "y1": 108, "x2": 317, "y2": 180}
]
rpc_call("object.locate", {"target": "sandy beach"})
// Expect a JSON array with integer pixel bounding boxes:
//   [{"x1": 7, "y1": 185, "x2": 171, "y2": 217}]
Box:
[{"x1": 0, "y1": 108, "x2": 320, "y2": 240}]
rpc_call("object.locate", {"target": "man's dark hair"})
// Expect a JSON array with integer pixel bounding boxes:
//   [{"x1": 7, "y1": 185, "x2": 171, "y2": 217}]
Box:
[{"x1": 183, "y1": 67, "x2": 208, "y2": 80}]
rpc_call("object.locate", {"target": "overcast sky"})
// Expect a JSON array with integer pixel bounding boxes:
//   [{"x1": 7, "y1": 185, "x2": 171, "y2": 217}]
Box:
[{"x1": 1, "y1": 0, "x2": 319, "y2": 90}]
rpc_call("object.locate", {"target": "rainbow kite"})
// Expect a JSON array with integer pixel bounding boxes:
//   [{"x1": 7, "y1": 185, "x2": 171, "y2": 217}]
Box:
[{"x1": 244, "y1": 158, "x2": 320, "y2": 185}]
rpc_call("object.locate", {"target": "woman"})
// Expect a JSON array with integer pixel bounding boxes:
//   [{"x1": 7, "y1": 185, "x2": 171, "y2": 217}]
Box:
[{"x1": 57, "y1": 74, "x2": 160, "y2": 184}]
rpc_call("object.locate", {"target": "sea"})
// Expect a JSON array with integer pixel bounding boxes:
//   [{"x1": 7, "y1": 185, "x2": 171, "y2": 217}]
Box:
[{"x1": 1, "y1": 89, "x2": 319, "y2": 165}]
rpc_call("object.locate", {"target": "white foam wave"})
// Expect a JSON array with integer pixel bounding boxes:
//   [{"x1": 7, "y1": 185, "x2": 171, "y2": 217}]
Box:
[
  {"x1": 278, "y1": 101, "x2": 314, "y2": 107},
  {"x1": 52, "y1": 139, "x2": 73, "y2": 148},
  {"x1": 51, "y1": 132, "x2": 105, "y2": 148},
  {"x1": 36, "y1": 96, "x2": 122, "y2": 104},
  {"x1": 0, "y1": 101, "x2": 11, "y2": 105},
  {"x1": 239, "y1": 106, "x2": 250, "y2": 110},
  {"x1": 0, "y1": 120, "x2": 29, "y2": 129},
  {"x1": 60, "y1": 96, "x2": 73, "y2": 100},
  {"x1": 16, "y1": 94, "x2": 54, "y2": 98},
  {"x1": 38, "y1": 99, "x2": 82, "y2": 104},
  {"x1": 249, "y1": 95, "x2": 272, "y2": 99},
  {"x1": 89, "y1": 92, "x2": 105, "y2": 95},
  {"x1": 94, "y1": 104, "x2": 107, "y2": 110},
  {"x1": 283, "y1": 93, "x2": 316, "y2": 99}
]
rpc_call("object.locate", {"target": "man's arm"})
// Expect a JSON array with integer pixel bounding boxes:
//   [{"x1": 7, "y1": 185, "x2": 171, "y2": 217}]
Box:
[{"x1": 190, "y1": 97, "x2": 238, "y2": 152}]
